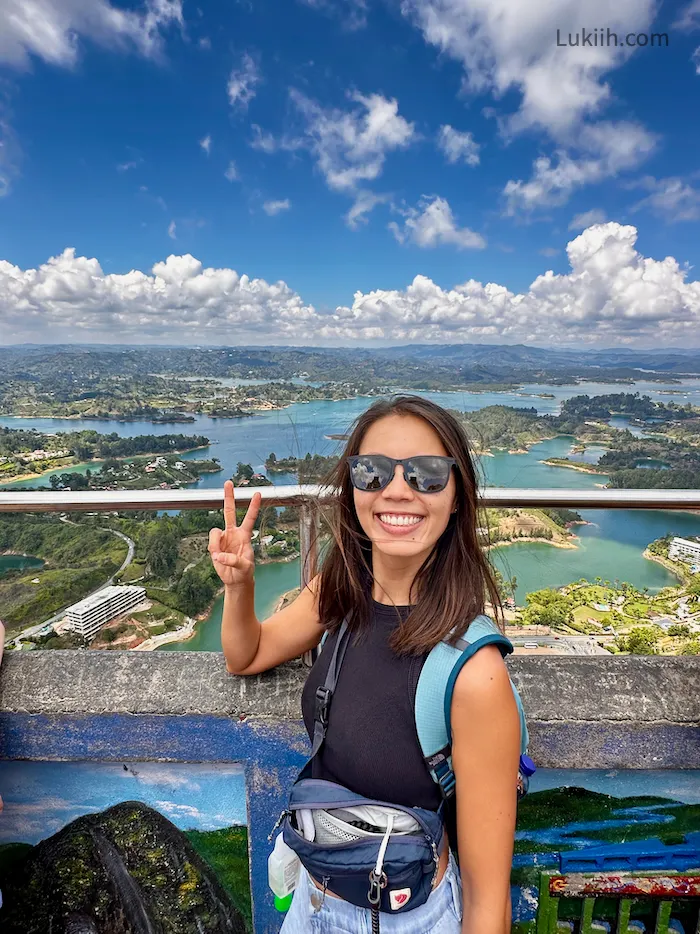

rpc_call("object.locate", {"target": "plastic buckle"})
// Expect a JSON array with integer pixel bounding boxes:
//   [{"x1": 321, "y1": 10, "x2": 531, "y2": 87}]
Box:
[
  {"x1": 315, "y1": 686, "x2": 332, "y2": 726},
  {"x1": 368, "y1": 870, "x2": 387, "y2": 907}
]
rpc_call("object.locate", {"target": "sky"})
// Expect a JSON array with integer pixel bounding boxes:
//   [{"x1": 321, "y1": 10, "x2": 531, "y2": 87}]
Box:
[
  {"x1": 1, "y1": 0, "x2": 700, "y2": 347},
  {"x1": 0, "y1": 761, "x2": 247, "y2": 845}
]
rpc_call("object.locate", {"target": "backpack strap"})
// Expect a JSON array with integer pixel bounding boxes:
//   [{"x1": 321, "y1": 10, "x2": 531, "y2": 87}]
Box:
[
  {"x1": 311, "y1": 617, "x2": 351, "y2": 758},
  {"x1": 415, "y1": 614, "x2": 530, "y2": 800}
]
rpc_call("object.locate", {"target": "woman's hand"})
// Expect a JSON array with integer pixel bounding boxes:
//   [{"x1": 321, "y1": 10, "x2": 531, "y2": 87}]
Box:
[{"x1": 208, "y1": 480, "x2": 262, "y2": 589}]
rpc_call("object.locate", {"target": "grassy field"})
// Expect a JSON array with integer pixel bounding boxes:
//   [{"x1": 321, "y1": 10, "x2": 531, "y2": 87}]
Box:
[{"x1": 186, "y1": 825, "x2": 252, "y2": 932}]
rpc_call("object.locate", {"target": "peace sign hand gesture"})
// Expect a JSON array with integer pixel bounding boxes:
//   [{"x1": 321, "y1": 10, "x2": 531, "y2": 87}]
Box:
[{"x1": 209, "y1": 480, "x2": 262, "y2": 588}]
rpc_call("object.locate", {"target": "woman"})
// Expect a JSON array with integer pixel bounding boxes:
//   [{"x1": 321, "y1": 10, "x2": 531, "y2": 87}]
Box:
[{"x1": 210, "y1": 396, "x2": 520, "y2": 934}]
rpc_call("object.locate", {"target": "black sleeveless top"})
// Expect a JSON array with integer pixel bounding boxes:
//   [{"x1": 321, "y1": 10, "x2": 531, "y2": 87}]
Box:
[{"x1": 301, "y1": 599, "x2": 443, "y2": 811}]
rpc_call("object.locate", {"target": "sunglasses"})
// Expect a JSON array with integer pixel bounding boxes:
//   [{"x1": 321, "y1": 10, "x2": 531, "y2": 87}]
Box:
[{"x1": 347, "y1": 455, "x2": 457, "y2": 494}]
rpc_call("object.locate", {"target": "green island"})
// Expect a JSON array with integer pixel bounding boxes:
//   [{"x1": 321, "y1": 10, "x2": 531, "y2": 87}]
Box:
[
  {"x1": 537, "y1": 393, "x2": 700, "y2": 487},
  {"x1": 0, "y1": 427, "x2": 215, "y2": 483}
]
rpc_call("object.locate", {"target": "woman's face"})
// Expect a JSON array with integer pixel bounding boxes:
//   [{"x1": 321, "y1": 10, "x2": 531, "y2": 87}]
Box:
[{"x1": 352, "y1": 413, "x2": 457, "y2": 561}]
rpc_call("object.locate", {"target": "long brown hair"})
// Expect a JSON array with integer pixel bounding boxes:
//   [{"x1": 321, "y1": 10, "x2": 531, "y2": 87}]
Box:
[{"x1": 311, "y1": 395, "x2": 504, "y2": 655}]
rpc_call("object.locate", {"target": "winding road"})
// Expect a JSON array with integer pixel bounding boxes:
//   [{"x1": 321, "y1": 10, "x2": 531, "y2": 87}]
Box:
[{"x1": 7, "y1": 522, "x2": 136, "y2": 646}]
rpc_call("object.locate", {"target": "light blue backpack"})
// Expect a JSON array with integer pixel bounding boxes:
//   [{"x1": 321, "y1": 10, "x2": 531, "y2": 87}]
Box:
[{"x1": 414, "y1": 613, "x2": 534, "y2": 801}]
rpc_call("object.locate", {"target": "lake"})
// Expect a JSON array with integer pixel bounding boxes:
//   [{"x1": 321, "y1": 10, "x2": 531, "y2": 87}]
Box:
[
  {"x1": 0, "y1": 554, "x2": 45, "y2": 576},
  {"x1": 2, "y1": 378, "x2": 700, "y2": 650}
]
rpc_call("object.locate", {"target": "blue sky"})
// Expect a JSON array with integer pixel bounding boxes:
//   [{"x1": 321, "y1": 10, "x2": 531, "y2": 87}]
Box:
[
  {"x1": 1, "y1": 0, "x2": 700, "y2": 347},
  {"x1": 0, "y1": 761, "x2": 247, "y2": 845}
]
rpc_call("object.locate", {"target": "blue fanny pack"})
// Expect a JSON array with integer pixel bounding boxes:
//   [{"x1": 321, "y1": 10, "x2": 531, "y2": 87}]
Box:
[
  {"x1": 282, "y1": 776, "x2": 444, "y2": 914},
  {"x1": 273, "y1": 613, "x2": 534, "y2": 923}
]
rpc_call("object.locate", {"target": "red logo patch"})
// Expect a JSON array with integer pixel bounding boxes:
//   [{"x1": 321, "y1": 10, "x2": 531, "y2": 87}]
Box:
[{"x1": 389, "y1": 888, "x2": 411, "y2": 910}]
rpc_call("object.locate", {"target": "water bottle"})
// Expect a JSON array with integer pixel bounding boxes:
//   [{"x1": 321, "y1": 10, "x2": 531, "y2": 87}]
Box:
[
  {"x1": 268, "y1": 832, "x2": 301, "y2": 912},
  {"x1": 517, "y1": 754, "x2": 536, "y2": 800}
]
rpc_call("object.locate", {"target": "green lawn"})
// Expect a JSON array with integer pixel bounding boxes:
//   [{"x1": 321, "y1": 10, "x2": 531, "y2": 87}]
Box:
[{"x1": 573, "y1": 606, "x2": 606, "y2": 624}]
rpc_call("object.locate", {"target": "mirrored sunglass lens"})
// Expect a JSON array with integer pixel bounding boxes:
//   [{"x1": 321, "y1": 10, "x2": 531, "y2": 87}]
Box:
[
  {"x1": 406, "y1": 457, "x2": 450, "y2": 492},
  {"x1": 350, "y1": 457, "x2": 390, "y2": 490}
]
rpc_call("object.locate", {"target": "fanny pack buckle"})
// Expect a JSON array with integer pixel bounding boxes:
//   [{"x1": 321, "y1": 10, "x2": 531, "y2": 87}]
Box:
[{"x1": 368, "y1": 870, "x2": 387, "y2": 907}]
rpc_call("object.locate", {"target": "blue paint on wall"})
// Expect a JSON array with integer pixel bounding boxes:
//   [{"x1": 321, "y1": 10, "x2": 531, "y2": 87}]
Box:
[
  {"x1": 0, "y1": 713, "x2": 310, "y2": 934},
  {"x1": 4, "y1": 713, "x2": 700, "y2": 932}
]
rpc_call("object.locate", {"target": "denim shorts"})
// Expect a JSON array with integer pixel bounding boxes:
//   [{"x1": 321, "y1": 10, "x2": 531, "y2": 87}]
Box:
[{"x1": 279, "y1": 853, "x2": 463, "y2": 934}]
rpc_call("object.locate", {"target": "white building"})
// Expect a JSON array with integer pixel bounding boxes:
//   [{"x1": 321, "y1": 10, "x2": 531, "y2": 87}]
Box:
[
  {"x1": 65, "y1": 585, "x2": 146, "y2": 641},
  {"x1": 669, "y1": 537, "x2": 700, "y2": 562}
]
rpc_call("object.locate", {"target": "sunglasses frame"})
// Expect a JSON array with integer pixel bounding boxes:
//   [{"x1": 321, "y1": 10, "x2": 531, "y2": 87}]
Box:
[{"x1": 346, "y1": 454, "x2": 457, "y2": 494}]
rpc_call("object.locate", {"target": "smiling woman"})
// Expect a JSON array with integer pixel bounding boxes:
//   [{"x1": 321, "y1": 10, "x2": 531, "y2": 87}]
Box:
[{"x1": 211, "y1": 394, "x2": 525, "y2": 934}]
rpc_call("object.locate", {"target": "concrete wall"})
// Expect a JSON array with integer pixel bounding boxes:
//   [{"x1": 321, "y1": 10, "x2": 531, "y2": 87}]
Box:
[{"x1": 1, "y1": 651, "x2": 699, "y2": 932}]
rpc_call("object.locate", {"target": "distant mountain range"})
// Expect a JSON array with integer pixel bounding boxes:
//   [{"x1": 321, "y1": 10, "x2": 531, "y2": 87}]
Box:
[{"x1": 2, "y1": 342, "x2": 700, "y2": 382}]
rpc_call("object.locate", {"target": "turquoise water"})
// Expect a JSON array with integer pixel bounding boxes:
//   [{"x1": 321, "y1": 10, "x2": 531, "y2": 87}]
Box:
[
  {"x1": 160, "y1": 559, "x2": 303, "y2": 652},
  {"x1": 0, "y1": 554, "x2": 44, "y2": 576},
  {"x1": 2, "y1": 380, "x2": 699, "y2": 650}
]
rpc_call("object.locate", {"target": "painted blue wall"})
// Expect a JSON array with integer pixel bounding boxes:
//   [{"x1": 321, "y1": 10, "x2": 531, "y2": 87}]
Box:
[{"x1": 0, "y1": 712, "x2": 309, "y2": 934}]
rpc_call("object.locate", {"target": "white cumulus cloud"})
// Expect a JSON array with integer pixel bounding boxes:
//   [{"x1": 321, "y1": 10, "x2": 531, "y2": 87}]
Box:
[
  {"x1": 0, "y1": 248, "x2": 319, "y2": 344},
  {"x1": 199, "y1": 135, "x2": 212, "y2": 155},
  {"x1": 503, "y1": 121, "x2": 657, "y2": 214},
  {"x1": 674, "y1": 0, "x2": 700, "y2": 30},
  {"x1": 0, "y1": 0, "x2": 183, "y2": 69},
  {"x1": 345, "y1": 191, "x2": 390, "y2": 229},
  {"x1": 693, "y1": 46, "x2": 700, "y2": 74},
  {"x1": 2, "y1": 225, "x2": 700, "y2": 346},
  {"x1": 401, "y1": 0, "x2": 657, "y2": 139},
  {"x1": 262, "y1": 198, "x2": 291, "y2": 215},
  {"x1": 324, "y1": 223, "x2": 700, "y2": 344},
  {"x1": 389, "y1": 196, "x2": 486, "y2": 250},
  {"x1": 283, "y1": 88, "x2": 416, "y2": 227},
  {"x1": 167, "y1": 220, "x2": 177, "y2": 239},
  {"x1": 227, "y1": 52, "x2": 261, "y2": 111},
  {"x1": 290, "y1": 89, "x2": 415, "y2": 193},
  {"x1": 250, "y1": 91, "x2": 415, "y2": 226},
  {"x1": 224, "y1": 161, "x2": 238, "y2": 182},
  {"x1": 437, "y1": 125, "x2": 480, "y2": 166}
]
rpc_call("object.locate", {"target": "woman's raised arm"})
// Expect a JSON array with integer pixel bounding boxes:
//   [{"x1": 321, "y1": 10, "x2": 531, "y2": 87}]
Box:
[{"x1": 210, "y1": 480, "x2": 323, "y2": 675}]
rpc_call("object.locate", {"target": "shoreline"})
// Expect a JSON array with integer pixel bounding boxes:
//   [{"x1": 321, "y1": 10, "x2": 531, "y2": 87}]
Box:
[
  {"x1": 135, "y1": 550, "x2": 302, "y2": 650},
  {"x1": 0, "y1": 549, "x2": 44, "y2": 559},
  {"x1": 485, "y1": 534, "x2": 578, "y2": 551},
  {"x1": 0, "y1": 445, "x2": 214, "y2": 487},
  {"x1": 642, "y1": 548, "x2": 688, "y2": 584},
  {"x1": 539, "y1": 459, "x2": 608, "y2": 475}
]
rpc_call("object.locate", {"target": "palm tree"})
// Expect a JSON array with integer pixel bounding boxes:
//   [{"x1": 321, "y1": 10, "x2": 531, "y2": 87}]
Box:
[{"x1": 509, "y1": 576, "x2": 518, "y2": 601}]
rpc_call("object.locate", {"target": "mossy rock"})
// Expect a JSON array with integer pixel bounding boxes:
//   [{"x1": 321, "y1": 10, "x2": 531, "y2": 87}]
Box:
[{"x1": 0, "y1": 801, "x2": 247, "y2": 934}]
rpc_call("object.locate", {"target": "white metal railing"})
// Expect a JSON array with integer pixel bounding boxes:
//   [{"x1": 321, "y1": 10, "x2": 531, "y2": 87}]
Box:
[
  {"x1": 2, "y1": 486, "x2": 699, "y2": 661},
  {"x1": 2, "y1": 485, "x2": 700, "y2": 512}
]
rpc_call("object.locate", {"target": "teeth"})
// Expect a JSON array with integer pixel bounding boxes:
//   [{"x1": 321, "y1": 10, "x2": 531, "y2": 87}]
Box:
[{"x1": 378, "y1": 514, "x2": 422, "y2": 526}]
